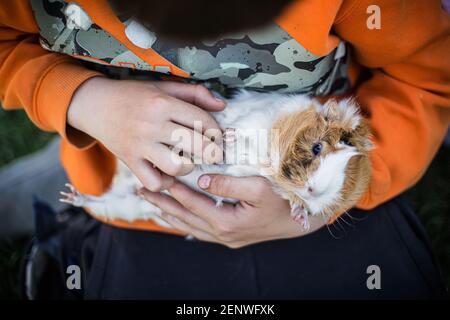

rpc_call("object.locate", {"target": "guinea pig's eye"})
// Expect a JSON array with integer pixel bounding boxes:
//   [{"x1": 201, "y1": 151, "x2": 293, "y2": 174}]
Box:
[
  {"x1": 339, "y1": 132, "x2": 354, "y2": 146},
  {"x1": 312, "y1": 142, "x2": 322, "y2": 156}
]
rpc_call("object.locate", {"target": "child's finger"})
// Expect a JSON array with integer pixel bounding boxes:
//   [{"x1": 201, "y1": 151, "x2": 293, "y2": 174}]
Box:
[
  {"x1": 197, "y1": 174, "x2": 269, "y2": 204},
  {"x1": 140, "y1": 189, "x2": 214, "y2": 233},
  {"x1": 165, "y1": 96, "x2": 223, "y2": 142},
  {"x1": 159, "y1": 213, "x2": 220, "y2": 244},
  {"x1": 154, "y1": 82, "x2": 226, "y2": 111},
  {"x1": 160, "y1": 122, "x2": 223, "y2": 165},
  {"x1": 145, "y1": 143, "x2": 195, "y2": 177},
  {"x1": 168, "y1": 181, "x2": 235, "y2": 223},
  {"x1": 131, "y1": 159, "x2": 174, "y2": 192}
]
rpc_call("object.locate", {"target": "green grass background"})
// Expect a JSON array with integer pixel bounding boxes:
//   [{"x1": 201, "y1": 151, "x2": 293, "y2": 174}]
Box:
[{"x1": 0, "y1": 109, "x2": 448, "y2": 299}]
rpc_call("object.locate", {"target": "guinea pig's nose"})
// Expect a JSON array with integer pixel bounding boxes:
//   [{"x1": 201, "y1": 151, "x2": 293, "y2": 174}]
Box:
[{"x1": 307, "y1": 186, "x2": 324, "y2": 197}]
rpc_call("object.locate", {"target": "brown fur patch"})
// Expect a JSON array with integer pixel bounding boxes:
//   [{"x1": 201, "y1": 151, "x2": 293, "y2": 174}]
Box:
[{"x1": 271, "y1": 102, "x2": 372, "y2": 219}]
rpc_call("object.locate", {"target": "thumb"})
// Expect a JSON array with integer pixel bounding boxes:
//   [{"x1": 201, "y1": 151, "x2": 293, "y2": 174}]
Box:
[
  {"x1": 197, "y1": 174, "x2": 268, "y2": 204},
  {"x1": 154, "y1": 82, "x2": 226, "y2": 111}
]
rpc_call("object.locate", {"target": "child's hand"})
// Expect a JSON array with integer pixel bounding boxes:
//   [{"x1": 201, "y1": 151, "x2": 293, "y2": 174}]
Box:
[
  {"x1": 67, "y1": 77, "x2": 225, "y2": 191},
  {"x1": 140, "y1": 175, "x2": 326, "y2": 248}
]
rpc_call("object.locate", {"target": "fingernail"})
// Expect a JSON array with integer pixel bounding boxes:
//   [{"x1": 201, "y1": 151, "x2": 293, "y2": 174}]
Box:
[
  {"x1": 198, "y1": 175, "x2": 211, "y2": 189},
  {"x1": 215, "y1": 97, "x2": 226, "y2": 105}
]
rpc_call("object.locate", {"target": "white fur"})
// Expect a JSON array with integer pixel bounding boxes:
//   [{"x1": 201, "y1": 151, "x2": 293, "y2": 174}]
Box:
[
  {"x1": 63, "y1": 91, "x2": 358, "y2": 226},
  {"x1": 295, "y1": 146, "x2": 358, "y2": 215},
  {"x1": 318, "y1": 98, "x2": 361, "y2": 130},
  {"x1": 337, "y1": 99, "x2": 361, "y2": 130}
]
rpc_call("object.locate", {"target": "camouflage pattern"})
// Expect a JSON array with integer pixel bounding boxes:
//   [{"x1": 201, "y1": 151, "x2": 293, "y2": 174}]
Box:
[{"x1": 30, "y1": 0, "x2": 350, "y2": 95}]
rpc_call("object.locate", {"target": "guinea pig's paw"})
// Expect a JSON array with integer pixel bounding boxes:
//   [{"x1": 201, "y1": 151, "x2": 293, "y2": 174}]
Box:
[
  {"x1": 215, "y1": 198, "x2": 224, "y2": 207},
  {"x1": 301, "y1": 217, "x2": 311, "y2": 231},
  {"x1": 290, "y1": 202, "x2": 302, "y2": 217},
  {"x1": 59, "y1": 183, "x2": 85, "y2": 207},
  {"x1": 290, "y1": 203, "x2": 311, "y2": 231}
]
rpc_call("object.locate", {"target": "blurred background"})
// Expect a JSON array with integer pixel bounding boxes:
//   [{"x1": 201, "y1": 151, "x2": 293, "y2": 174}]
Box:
[{"x1": 0, "y1": 107, "x2": 449, "y2": 299}]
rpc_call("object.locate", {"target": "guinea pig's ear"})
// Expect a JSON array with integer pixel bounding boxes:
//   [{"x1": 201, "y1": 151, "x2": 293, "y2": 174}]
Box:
[
  {"x1": 359, "y1": 127, "x2": 375, "y2": 152},
  {"x1": 363, "y1": 138, "x2": 375, "y2": 151},
  {"x1": 320, "y1": 99, "x2": 339, "y2": 121},
  {"x1": 351, "y1": 118, "x2": 375, "y2": 152},
  {"x1": 321, "y1": 98, "x2": 362, "y2": 131}
]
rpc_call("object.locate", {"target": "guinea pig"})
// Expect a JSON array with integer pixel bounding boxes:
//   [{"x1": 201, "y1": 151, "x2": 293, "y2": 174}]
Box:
[
  {"x1": 268, "y1": 98, "x2": 373, "y2": 229},
  {"x1": 60, "y1": 90, "x2": 373, "y2": 230}
]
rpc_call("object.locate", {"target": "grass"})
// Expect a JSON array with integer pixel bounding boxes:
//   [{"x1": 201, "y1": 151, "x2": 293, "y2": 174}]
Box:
[
  {"x1": 0, "y1": 108, "x2": 54, "y2": 166},
  {"x1": 0, "y1": 109, "x2": 448, "y2": 299},
  {"x1": 0, "y1": 109, "x2": 54, "y2": 299}
]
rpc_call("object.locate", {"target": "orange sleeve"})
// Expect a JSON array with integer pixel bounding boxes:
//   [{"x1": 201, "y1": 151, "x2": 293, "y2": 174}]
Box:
[
  {"x1": 0, "y1": 0, "x2": 103, "y2": 148},
  {"x1": 335, "y1": 0, "x2": 450, "y2": 209}
]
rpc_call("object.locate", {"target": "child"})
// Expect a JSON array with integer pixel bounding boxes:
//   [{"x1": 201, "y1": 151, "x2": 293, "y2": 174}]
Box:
[{"x1": 1, "y1": 0, "x2": 449, "y2": 298}]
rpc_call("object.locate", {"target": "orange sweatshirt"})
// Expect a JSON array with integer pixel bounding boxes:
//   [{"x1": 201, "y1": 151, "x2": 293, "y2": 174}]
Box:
[{"x1": 1, "y1": 0, "x2": 449, "y2": 234}]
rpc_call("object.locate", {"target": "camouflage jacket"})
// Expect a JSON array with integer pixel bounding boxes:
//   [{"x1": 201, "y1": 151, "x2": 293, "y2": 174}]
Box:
[{"x1": 31, "y1": 0, "x2": 350, "y2": 96}]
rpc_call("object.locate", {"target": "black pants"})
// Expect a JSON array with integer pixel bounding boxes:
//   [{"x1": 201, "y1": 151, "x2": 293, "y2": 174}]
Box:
[{"x1": 29, "y1": 195, "x2": 447, "y2": 299}]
